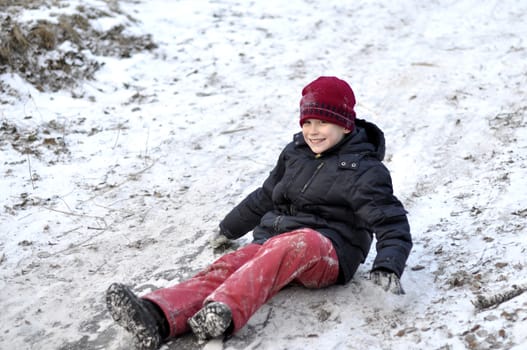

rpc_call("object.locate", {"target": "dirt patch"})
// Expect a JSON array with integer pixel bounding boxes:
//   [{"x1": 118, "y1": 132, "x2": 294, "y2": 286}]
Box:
[
  {"x1": 0, "y1": 1, "x2": 157, "y2": 93},
  {"x1": 1, "y1": 119, "x2": 65, "y2": 156}
]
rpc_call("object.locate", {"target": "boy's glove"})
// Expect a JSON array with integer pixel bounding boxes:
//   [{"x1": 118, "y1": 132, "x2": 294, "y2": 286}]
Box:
[
  {"x1": 370, "y1": 269, "x2": 405, "y2": 295},
  {"x1": 209, "y1": 230, "x2": 235, "y2": 253}
]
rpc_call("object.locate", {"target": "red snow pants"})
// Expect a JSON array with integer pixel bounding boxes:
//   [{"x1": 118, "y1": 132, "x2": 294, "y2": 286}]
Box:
[{"x1": 142, "y1": 228, "x2": 339, "y2": 337}]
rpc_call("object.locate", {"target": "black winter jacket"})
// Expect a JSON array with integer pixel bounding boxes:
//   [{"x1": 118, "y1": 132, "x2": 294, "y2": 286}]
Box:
[{"x1": 220, "y1": 119, "x2": 412, "y2": 284}]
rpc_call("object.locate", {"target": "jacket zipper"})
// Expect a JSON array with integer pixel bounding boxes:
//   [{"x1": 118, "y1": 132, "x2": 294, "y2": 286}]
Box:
[
  {"x1": 273, "y1": 215, "x2": 283, "y2": 233},
  {"x1": 301, "y1": 161, "x2": 325, "y2": 193}
]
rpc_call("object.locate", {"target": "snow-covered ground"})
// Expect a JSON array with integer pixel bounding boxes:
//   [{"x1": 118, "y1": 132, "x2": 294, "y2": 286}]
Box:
[{"x1": 1, "y1": 0, "x2": 526, "y2": 349}]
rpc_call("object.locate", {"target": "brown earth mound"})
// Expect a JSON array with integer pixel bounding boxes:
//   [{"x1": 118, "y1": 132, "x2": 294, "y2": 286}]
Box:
[{"x1": 0, "y1": 1, "x2": 157, "y2": 93}]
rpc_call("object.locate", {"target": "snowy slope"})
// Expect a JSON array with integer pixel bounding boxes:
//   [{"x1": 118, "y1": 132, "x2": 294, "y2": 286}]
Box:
[{"x1": 1, "y1": 1, "x2": 526, "y2": 349}]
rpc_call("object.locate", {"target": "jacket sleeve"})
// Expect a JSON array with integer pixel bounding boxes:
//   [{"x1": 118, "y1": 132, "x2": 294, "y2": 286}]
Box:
[
  {"x1": 219, "y1": 148, "x2": 286, "y2": 239},
  {"x1": 351, "y1": 163, "x2": 412, "y2": 277}
]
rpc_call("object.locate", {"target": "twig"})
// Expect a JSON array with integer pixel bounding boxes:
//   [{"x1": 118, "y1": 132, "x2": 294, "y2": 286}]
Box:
[
  {"x1": 139, "y1": 207, "x2": 151, "y2": 224},
  {"x1": 58, "y1": 196, "x2": 74, "y2": 213},
  {"x1": 261, "y1": 307, "x2": 273, "y2": 329},
  {"x1": 128, "y1": 160, "x2": 156, "y2": 178},
  {"x1": 473, "y1": 284, "x2": 527, "y2": 310},
  {"x1": 42, "y1": 205, "x2": 105, "y2": 221},
  {"x1": 27, "y1": 153, "x2": 35, "y2": 189},
  {"x1": 220, "y1": 126, "x2": 254, "y2": 135},
  {"x1": 88, "y1": 260, "x2": 107, "y2": 274},
  {"x1": 60, "y1": 117, "x2": 67, "y2": 152},
  {"x1": 81, "y1": 160, "x2": 158, "y2": 203},
  {"x1": 49, "y1": 227, "x2": 109, "y2": 257},
  {"x1": 63, "y1": 226, "x2": 83, "y2": 235},
  {"x1": 26, "y1": 92, "x2": 44, "y2": 121},
  {"x1": 112, "y1": 126, "x2": 121, "y2": 149},
  {"x1": 143, "y1": 126, "x2": 150, "y2": 162},
  {"x1": 469, "y1": 246, "x2": 488, "y2": 274}
]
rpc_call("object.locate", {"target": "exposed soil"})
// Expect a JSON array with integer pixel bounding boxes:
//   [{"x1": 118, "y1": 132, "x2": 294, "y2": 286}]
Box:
[{"x1": 0, "y1": 0, "x2": 156, "y2": 94}]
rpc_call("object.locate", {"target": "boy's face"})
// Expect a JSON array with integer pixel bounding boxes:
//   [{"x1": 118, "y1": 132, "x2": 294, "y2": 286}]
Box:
[{"x1": 301, "y1": 119, "x2": 351, "y2": 154}]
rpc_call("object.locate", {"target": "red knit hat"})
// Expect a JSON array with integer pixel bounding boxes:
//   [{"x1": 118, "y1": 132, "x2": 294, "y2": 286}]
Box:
[{"x1": 299, "y1": 76, "x2": 356, "y2": 131}]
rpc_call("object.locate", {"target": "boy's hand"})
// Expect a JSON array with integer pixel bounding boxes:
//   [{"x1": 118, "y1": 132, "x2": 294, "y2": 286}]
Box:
[
  {"x1": 210, "y1": 232, "x2": 230, "y2": 248},
  {"x1": 370, "y1": 269, "x2": 405, "y2": 295},
  {"x1": 209, "y1": 231, "x2": 234, "y2": 253}
]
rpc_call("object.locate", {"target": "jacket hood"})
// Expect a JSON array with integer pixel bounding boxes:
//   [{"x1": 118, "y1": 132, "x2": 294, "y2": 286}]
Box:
[{"x1": 294, "y1": 118, "x2": 386, "y2": 161}]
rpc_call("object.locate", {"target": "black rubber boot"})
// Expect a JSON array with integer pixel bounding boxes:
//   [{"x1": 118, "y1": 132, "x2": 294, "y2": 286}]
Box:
[
  {"x1": 187, "y1": 301, "x2": 232, "y2": 341},
  {"x1": 106, "y1": 283, "x2": 164, "y2": 350}
]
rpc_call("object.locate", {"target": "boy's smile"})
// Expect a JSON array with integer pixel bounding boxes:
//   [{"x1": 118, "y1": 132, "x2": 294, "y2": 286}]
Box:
[{"x1": 302, "y1": 119, "x2": 351, "y2": 154}]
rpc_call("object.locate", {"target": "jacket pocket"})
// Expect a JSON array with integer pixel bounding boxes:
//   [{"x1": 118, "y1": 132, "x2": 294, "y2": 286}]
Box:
[
  {"x1": 369, "y1": 205, "x2": 408, "y2": 227},
  {"x1": 380, "y1": 206, "x2": 408, "y2": 218}
]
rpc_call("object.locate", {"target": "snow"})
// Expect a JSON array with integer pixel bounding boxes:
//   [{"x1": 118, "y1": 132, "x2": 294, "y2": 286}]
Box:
[{"x1": 1, "y1": 0, "x2": 527, "y2": 349}]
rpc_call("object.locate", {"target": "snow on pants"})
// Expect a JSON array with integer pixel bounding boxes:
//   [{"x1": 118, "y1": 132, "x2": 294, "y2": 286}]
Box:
[{"x1": 142, "y1": 228, "x2": 339, "y2": 337}]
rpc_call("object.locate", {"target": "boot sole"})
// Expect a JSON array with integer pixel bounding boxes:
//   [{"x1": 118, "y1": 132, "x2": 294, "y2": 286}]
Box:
[
  {"x1": 188, "y1": 302, "x2": 232, "y2": 341},
  {"x1": 106, "y1": 283, "x2": 161, "y2": 350}
]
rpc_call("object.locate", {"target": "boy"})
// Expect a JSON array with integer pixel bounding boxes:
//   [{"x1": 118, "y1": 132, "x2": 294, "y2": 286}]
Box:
[{"x1": 106, "y1": 76, "x2": 412, "y2": 350}]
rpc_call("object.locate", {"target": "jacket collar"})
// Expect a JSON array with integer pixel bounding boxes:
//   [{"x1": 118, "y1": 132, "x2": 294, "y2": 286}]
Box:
[{"x1": 293, "y1": 118, "x2": 386, "y2": 161}]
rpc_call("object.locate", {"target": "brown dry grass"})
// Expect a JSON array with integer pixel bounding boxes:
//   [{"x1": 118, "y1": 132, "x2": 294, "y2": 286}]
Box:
[{"x1": 0, "y1": 0, "x2": 157, "y2": 93}]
